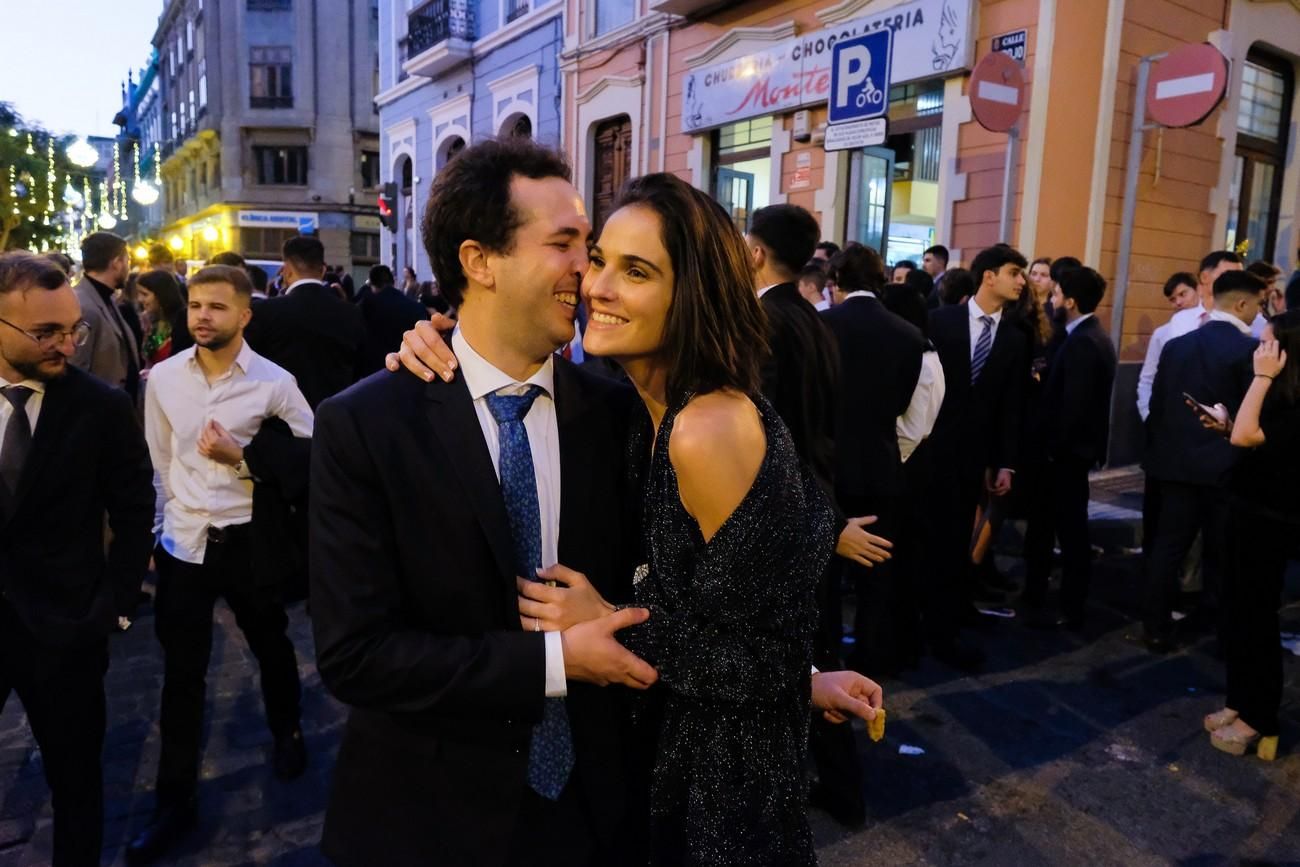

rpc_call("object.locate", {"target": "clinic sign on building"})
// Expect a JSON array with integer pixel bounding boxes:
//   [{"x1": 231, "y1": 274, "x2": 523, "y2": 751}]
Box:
[{"x1": 681, "y1": 0, "x2": 975, "y2": 132}]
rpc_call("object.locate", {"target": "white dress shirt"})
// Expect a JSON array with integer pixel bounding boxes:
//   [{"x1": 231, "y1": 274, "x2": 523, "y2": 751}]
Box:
[
  {"x1": 451, "y1": 328, "x2": 567, "y2": 699},
  {"x1": 144, "y1": 340, "x2": 314, "y2": 564},
  {"x1": 285, "y1": 278, "x2": 321, "y2": 295},
  {"x1": 0, "y1": 377, "x2": 46, "y2": 453},
  {"x1": 1251, "y1": 312, "x2": 1268, "y2": 339},
  {"x1": 1137, "y1": 305, "x2": 1252, "y2": 420},
  {"x1": 967, "y1": 297, "x2": 1004, "y2": 357},
  {"x1": 897, "y1": 350, "x2": 945, "y2": 462},
  {"x1": 1207, "y1": 308, "x2": 1254, "y2": 335},
  {"x1": 757, "y1": 283, "x2": 779, "y2": 299}
]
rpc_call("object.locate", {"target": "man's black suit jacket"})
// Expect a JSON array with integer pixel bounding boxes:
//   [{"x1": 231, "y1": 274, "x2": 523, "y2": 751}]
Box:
[
  {"x1": 759, "y1": 283, "x2": 839, "y2": 489},
  {"x1": 1030, "y1": 315, "x2": 1118, "y2": 467},
  {"x1": 928, "y1": 302, "x2": 1030, "y2": 480},
  {"x1": 245, "y1": 281, "x2": 366, "y2": 409},
  {"x1": 821, "y1": 294, "x2": 925, "y2": 508},
  {"x1": 0, "y1": 366, "x2": 154, "y2": 649},
  {"x1": 310, "y1": 360, "x2": 643, "y2": 867},
  {"x1": 355, "y1": 286, "x2": 430, "y2": 378},
  {"x1": 1146, "y1": 320, "x2": 1256, "y2": 486}
]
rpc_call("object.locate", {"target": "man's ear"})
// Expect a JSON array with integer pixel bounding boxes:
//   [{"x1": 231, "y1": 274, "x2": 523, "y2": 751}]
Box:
[{"x1": 459, "y1": 240, "x2": 495, "y2": 289}]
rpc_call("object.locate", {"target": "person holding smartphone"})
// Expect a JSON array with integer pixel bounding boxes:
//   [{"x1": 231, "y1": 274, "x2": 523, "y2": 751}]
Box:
[{"x1": 1190, "y1": 311, "x2": 1300, "y2": 759}]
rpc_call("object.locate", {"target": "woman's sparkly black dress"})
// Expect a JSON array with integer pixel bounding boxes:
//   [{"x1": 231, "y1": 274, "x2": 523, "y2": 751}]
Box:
[{"x1": 624, "y1": 393, "x2": 836, "y2": 866}]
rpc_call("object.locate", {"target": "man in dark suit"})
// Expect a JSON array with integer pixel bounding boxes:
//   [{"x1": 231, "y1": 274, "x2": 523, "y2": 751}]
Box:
[
  {"x1": 1143, "y1": 270, "x2": 1265, "y2": 651},
  {"x1": 0, "y1": 252, "x2": 154, "y2": 866},
  {"x1": 355, "y1": 264, "x2": 430, "y2": 377},
  {"x1": 310, "y1": 138, "x2": 658, "y2": 867},
  {"x1": 244, "y1": 235, "x2": 365, "y2": 408},
  {"x1": 925, "y1": 244, "x2": 1031, "y2": 670},
  {"x1": 1022, "y1": 266, "x2": 1118, "y2": 629},
  {"x1": 821, "y1": 242, "x2": 926, "y2": 677},
  {"x1": 922, "y1": 243, "x2": 950, "y2": 309},
  {"x1": 747, "y1": 206, "x2": 876, "y2": 827}
]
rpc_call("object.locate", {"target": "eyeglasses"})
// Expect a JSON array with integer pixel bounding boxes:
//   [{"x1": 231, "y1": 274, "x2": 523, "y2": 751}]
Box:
[{"x1": 0, "y1": 317, "x2": 92, "y2": 351}]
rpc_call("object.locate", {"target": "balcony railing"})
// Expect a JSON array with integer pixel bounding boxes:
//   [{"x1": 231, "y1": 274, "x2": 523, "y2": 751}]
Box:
[{"x1": 406, "y1": 0, "x2": 475, "y2": 59}]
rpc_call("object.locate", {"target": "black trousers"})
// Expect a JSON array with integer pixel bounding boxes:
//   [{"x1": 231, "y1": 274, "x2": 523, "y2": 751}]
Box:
[
  {"x1": 921, "y1": 469, "x2": 983, "y2": 647},
  {"x1": 808, "y1": 558, "x2": 864, "y2": 813},
  {"x1": 153, "y1": 525, "x2": 302, "y2": 806},
  {"x1": 0, "y1": 600, "x2": 108, "y2": 867},
  {"x1": 504, "y1": 779, "x2": 597, "y2": 866},
  {"x1": 1144, "y1": 480, "x2": 1226, "y2": 634},
  {"x1": 1023, "y1": 458, "x2": 1093, "y2": 621},
  {"x1": 1223, "y1": 509, "x2": 1293, "y2": 737}
]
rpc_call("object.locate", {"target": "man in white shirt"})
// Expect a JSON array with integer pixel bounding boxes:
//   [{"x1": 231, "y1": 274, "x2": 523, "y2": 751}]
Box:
[
  {"x1": 1137, "y1": 254, "x2": 1242, "y2": 421},
  {"x1": 128, "y1": 265, "x2": 314, "y2": 865}
]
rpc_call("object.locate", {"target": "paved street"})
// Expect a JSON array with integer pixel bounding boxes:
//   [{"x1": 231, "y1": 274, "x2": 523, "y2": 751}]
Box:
[{"x1": 1, "y1": 472, "x2": 1298, "y2": 866}]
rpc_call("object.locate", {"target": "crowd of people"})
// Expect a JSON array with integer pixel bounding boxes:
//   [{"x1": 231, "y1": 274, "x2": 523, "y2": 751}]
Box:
[{"x1": 0, "y1": 132, "x2": 1295, "y2": 866}]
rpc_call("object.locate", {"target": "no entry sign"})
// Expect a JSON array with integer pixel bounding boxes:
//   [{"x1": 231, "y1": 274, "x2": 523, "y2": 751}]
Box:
[
  {"x1": 969, "y1": 51, "x2": 1025, "y2": 133},
  {"x1": 1145, "y1": 43, "x2": 1229, "y2": 128}
]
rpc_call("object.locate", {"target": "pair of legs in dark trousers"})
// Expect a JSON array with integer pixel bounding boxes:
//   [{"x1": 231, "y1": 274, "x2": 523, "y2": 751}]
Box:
[
  {"x1": 808, "y1": 556, "x2": 864, "y2": 823},
  {"x1": 153, "y1": 524, "x2": 302, "y2": 806},
  {"x1": 1143, "y1": 480, "x2": 1226, "y2": 637},
  {"x1": 0, "y1": 600, "x2": 108, "y2": 867},
  {"x1": 1222, "y1": 509, "x2": 1294, "y2": 738},
  {"x1": 1023, "y1": 458, "x2": 1092, "y2": 622},
  {"x1": 921, "y1": 470, "x2": 982, "y2": 649}
]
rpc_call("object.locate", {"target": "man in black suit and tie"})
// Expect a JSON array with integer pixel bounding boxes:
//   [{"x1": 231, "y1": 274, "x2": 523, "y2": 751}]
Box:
[
  {"x1": 821, "y1": 242, "x2": 926, "y2": 677},
  {"x1": 0, "y1": 252, "x2": 154, "y2": 866},
  {"x1": 310, "y1": 138, "x2": 659, "y2": 867},
  {"x1": 355, "y1": 264, "x2": 430, "y2": 377},
  {"x1": 1143, "y1": 270, "x2": 1266, "y2": 651},
  {"x1": 925, "y1": 243, "x2": 1030, "y2": 670},
  {"x1": 244, "y1": 235, "x2": 366, "y2": 408},
  {"x1": 1022, "y1": 266, "x2": 1118, "y2": 629}
]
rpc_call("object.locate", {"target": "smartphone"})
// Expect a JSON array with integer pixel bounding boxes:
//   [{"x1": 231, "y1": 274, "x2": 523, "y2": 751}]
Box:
[{"x1": 1184, "y1": 392, "x2": 1229, "y2": 425}]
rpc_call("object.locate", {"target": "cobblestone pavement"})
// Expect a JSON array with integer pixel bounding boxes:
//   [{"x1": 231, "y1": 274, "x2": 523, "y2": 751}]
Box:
[{"x1": 2, "y1": 468, "x2": 1299, "y2": 866}]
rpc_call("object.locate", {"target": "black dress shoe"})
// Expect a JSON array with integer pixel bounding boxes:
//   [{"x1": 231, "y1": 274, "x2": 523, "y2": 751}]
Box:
[
  {"x1": 125, "y1": 800, "x2": 197, "y2": 865},
  {"x1": 809, "y1": 782, "x2": 866, "y2": 828},
  {"x1": 932, "y1": 639, "x2": 985, "y2": 674},
  {"x1": 273, "y1": 727, "x2": 308, "y2": 781}
]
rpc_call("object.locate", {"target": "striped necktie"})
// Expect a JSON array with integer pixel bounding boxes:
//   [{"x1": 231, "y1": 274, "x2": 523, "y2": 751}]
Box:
[{"x1": 971, "y1": 315, "x2": 995, "y2": 384}]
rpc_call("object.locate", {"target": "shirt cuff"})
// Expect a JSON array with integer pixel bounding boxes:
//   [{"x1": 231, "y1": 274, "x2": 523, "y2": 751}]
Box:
[{"x1": 544, "y1": 630, "x2": 567, "y2": 698}]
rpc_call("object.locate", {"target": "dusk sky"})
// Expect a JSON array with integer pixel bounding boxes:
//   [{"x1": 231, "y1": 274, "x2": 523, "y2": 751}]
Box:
[{"x1": 0, "y1": 0, "x2": 166, "y2": 137}]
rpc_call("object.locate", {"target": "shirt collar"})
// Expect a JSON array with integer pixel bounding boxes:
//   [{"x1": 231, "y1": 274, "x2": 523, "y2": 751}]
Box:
[
  {"x1": 286, "y1": 278, "x2": 320, "y2": 295},
  {"x1": 180, "y1": 339, "x2": 257, "y2": 377},
  {"x1": 451, "y1": 327, "x2": 555, "y2": 402},
  {"x1": 1207, "y1": 309, "x2": 1253, "y2": 335},
  {"x1": 842, "y1": 290, "x2": 878, "y2": 301},
  {"x1": 968, "y1": 297, "x2": 1003, "y2": 325},
  {"x1": 757, "y1": 283, "x2": 780, "y2": 298},
  {"x1": 1065, "y1": 312, "x2": 1094, "y2": 335},
  {"x1": 0, "y1": 375, "x2": 46, "y2": 395}
]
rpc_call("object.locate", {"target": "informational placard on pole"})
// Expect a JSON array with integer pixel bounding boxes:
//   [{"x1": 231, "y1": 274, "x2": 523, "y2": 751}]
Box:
[{"x1": 825, "y1": 118, "x2": 889, "y2": 151}]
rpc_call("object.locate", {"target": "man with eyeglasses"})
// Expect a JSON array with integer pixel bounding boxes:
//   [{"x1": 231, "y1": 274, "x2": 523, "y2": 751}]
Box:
[
  {"x1": 0, "y1": 251, "x2": 155, "y2": 866},
  {"x1": 70, "y1": 231, "x2": 142, "y2": 399}
]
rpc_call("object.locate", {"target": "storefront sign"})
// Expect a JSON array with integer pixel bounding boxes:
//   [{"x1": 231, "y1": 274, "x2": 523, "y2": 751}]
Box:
[
  {"x1": 991, "y1": 29, "x2": 1027, "y2": 63},
  {"x1": 237, "y1": 210, "x2": 319, "y2": 232},
  {"x1": 824, "y1": 117, "x2": 888, "y2": 151},
  {"x1": 682, "y1": 0, "x2": 973, "y2": 133}
]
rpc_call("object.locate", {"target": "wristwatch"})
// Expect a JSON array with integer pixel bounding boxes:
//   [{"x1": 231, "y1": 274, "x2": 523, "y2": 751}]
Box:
[{"x1": 233, "y1": 459, "x2": 250, "y2": 479}]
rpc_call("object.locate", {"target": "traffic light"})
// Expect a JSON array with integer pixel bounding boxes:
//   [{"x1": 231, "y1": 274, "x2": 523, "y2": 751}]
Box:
[{"x1": 378, "y1": 182, "x2": 398, "y2": 232}]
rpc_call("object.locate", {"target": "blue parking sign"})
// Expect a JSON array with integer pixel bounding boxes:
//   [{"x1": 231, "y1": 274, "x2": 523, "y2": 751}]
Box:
[{"x1": 828, "y1": 30, "x2": 892, "y2": 124}]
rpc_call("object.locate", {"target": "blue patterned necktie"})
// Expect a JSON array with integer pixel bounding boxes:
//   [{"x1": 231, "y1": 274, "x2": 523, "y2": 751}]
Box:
[
  {"x1": 485, "y1": 385, "x2": 574, "y2": 801},
  {"x1": 970, "y1": 315, "x2": 995, "y2": 384}
]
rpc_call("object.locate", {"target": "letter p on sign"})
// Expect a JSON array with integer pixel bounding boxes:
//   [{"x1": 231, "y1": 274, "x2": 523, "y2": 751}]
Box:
[{"x1": 836, "y1": 45, "x2": 872, "y2": 108}]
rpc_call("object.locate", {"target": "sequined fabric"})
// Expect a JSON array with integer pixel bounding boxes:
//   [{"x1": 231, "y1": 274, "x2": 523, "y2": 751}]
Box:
[{"x1": 625, "y1": 392, "x2": 836, "y2": 866}]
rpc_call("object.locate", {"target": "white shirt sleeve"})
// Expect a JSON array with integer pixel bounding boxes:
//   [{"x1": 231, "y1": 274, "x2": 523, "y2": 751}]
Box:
[
  {"x1": 897, "y1": 351, "x2": 946, "y2": 462},
  {"x1": 1136, "y1": 325, "x2": 1166, "y2": 422},
  {"x1": 142, "y1": 374, "x2": 174, "y2": 508},
  {"x1": 276, "y1": 377, "x2": 315, "y2": 437},
  {"x1": 544, "y1": 630, "x2": 567, "y2": 697}
]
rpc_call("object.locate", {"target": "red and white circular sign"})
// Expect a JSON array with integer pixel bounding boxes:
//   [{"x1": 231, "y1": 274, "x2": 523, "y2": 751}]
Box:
[
  {"x1": 969, "y1": 52, "x2": 1025, "y2": 133},
  {"x1": 1146, "y1": 43, "x2": 1229, "y2": 128}
]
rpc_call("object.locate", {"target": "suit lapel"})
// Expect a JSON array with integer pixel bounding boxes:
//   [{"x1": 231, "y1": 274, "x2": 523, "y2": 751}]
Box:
[
  {"x1": 9, "y1": 374, "x2": 74, "y2": 518},
  {"x1": 423, "y1": 375, "x2": 518, "y2": 596}
]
